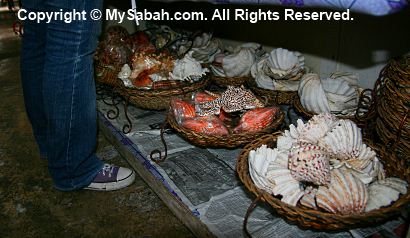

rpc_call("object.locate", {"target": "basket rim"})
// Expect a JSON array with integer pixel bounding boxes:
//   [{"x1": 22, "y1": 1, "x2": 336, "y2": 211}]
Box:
[
  {"x1": 117, "y1": 74, "x2": 210, "y2": 97},
  {"x1": 236, "y1": 133, "x2": 410, "y2": 231},
  {"x1": 167, "y1": 109, "x2": 285, "y2": 148}
]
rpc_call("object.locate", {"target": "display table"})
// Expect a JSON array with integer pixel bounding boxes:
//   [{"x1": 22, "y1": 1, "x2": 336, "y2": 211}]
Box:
[{"x1": 96, "y1": 95, "x2": 408, "y2": 238}]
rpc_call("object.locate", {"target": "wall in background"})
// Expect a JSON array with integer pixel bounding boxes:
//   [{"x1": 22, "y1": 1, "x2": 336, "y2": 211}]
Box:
[{"x1": 104, "y1": 1, "x2": 410, "y2": 89}]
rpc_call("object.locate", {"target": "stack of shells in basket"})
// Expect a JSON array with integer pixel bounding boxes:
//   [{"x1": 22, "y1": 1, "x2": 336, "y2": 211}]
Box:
[
  {"x1": 375, "y1": 56, "x2": 410, "y2": 160},
  {"x1": 297, "y1": 72, "x2": 362, "y2": 117},
  {"x1": 248, "y1": 113, "x2": 407, "y2": 214},
  {"x1": 94, "y1": 25, "x2": 155, "y2": 67},
  {"x1": 170, "y1": 86, "x2": 281, "y2": 136},
  {"x1": 115, "y1": 30, "x2": 224, "y2": 90},
  {"x1": 116, "y1": 51, "x2": 209, "y2": 90},
  {"x1": 251, "y1": 47, "x2": 305, "y2": 91}
]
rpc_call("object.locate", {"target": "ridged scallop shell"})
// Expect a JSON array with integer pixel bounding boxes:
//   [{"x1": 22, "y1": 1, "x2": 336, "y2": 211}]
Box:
[
  {"x1": 288, "y1": 143, "x2": 331, "y2": 186},
  {"x1": 262, "y1": 149, "x2": 304, "y2": 206},
  {"x1": 192, "y1": 32, "x2": 212, "y2": 48},
  {"x1": 300, "y1": 186, "x2": 318, "y2": 209},
  {"x1": 248, "y1": 145, "x2": 277, "y2": 194},
  {"x1": 365, "y1": 177, "x2": 408, "y2": 212},
  {"x1": 169, "y1": 53, "x2": 209, "y2": 81},
  {"x1": 211, "y1": 47, "x2": 256, "y2": 77},
  {"x1": 316, "y1": 168, "x2": 368, "y2": 214},
  {"x1": 265, "y1": 48, "x2": 304, "y2": 80},
  {"x1": 298, "y1": 73, "x2": 331, "y2": 114},
  {"x1": 318, "y1": 119, "x2": 363, "y2": 160}
]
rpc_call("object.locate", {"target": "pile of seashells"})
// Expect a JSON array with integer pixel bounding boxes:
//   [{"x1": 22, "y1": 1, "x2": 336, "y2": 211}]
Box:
[
  {"x1": 248, "y1": 113, "x2": 407, "y2": 214},
  {"x1": 117, "y1": 52, "x2": 209, "y2": 89},
  {"x1": 251, "y1": 48, "x2": 305, "y2": 91},
  {"x1": 211, "y1": 43, "x2": 264, "y2": 78},
  {"x1": 298, "y1": 72, "x2": 361, "y2": 116}
]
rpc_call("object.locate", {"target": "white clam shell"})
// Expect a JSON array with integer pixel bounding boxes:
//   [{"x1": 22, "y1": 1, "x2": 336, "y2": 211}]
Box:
[
  {"x1": 248, "y1": 145, "x2": 277, "y2": 194},
  {"x1": 316, "y1": 168, "x2": 368, "y2": 214},
  {"x1": 365, "y1": 177, "x2": 407, "y2": 212},
  {"x1": 265, "y1": 48, "x2": 304, "y2": 80},
  {"x1": 318, "y1": 119, "x2": 363, "y2": 161},
  {"x1": 298, "y1": 72, "x2": 359, "y2": 116},
  {"x1": 299, "y1": 73, "x2": 331, "y2": 114},
  {"x1": 190, "y1": 39, "x2": 222, "y2": 63},
  {"x1": 211, "y1": 47, "x2": 256, "y2": 77}
]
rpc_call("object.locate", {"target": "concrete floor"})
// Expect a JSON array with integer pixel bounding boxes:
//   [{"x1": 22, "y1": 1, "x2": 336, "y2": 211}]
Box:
[{"x1": 0, "y1": 8, "x2": 193, "y2": 238}]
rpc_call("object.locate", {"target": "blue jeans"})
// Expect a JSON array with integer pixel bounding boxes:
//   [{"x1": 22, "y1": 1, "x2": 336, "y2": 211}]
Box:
[{"x1": 21, "y1": 0, "x2": 104, "y2": 191}]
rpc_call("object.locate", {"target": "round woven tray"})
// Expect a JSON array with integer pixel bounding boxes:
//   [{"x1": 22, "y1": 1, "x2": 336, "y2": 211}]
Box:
[
  {"x1": 236, "y1": 133, "x2": 410, "y2": 231},
  {"x1": 211, "y1": 75, "x2": 249, "y2": 88},
  {"x1": 246, "y1": 77, "x2": 299, "y2": 105},
  {"x1": 94, "y1": 62, "x2": 122, "y2": 87},
  {"x1": 167, "y1": 111, "x2": 285, "y2": 148},
  {"x1": 117, "y1": 76, "x2": 210, "y2": 110}
]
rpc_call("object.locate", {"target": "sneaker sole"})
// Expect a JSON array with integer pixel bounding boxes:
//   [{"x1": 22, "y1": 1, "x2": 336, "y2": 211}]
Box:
[{"x1": 84, "y1": 170, "x2": 136, "y2": 191}]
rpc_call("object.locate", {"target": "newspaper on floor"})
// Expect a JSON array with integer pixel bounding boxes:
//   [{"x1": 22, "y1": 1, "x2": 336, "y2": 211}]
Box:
[{"x1": 97, "y1": 97, "x2": 407, "y2": 238}]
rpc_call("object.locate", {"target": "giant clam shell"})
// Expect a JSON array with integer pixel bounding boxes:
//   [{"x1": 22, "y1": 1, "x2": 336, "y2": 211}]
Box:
[
  {"x1": 298, "y1": 72, "x2": 359, "y2": 116},
  {"x1": 265, "y1": 48, "x2": 304, "y2": 80},
  {"x1": 190, "y1": 39, "x2": 222, "y2": 63},
  {"x1": 298, "y1": 73, "x2": 331, "y2": 114},
  {"x1": 316, "y1": 168, "x2": 368, "y2": 214},
  {"x1": 365, "y1": 177, "x2": 408, "y2": 212},
  {"x1": 288, "y1": 143, "x2": 331, "y2": 186},
  {"x1": 211, "y1": 47, "x2": 256, "y2": 77},
  {"x1": 248, "y1": 145, "x2": 277, "y2": 194}
]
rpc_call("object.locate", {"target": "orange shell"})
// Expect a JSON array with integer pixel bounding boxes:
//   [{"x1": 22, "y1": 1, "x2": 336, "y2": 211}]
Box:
[
  {"x1": 182, "y1": 116, "x2": 229, "y2": 136},
  {"x1": 233, "y1": 107, "x2": 279, "y2": 134}
]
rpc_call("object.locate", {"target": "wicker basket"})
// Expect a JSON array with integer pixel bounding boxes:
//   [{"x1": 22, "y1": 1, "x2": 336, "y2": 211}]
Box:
[
  {"x1": 246, "y1": 77, "x2": 299, "y2": 105},
  {"x1": 236, "y1": 133, "x2": 410, "y2": 231},
  {"x1": 167, "y1": 111, "x2": 285, "y2": 148},
  {"x1": 211, "y1": 75, "x2": 249, "y2": 88},
  {"x1": 94, "y1": 62, "x2": 122, "y2": 87},
  {"x1": 373, "y1": 56, "x2": 409, "y2": 160},
  {"x1": 117, "y1": 76, "x2": 210, "y2": 110}
]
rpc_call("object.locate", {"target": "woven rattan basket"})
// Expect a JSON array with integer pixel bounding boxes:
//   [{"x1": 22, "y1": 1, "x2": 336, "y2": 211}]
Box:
[
  {"x1": 167, "y1": 111, "x2": 285, "y2": 148},
  {"x1": 374, "y1": 56, "x2": 409, "y2": 160},
  {"x1": 117, "y1": 76, "x2": 210, "y2": 110},
  {"x1": 236, "y1": 133, "x2": 410, "y2": 231},
  {"x1": 211, "y1": 75, "x2": 249, "y2": 88},
  {"x1": 94, "y1": 62, "x2": 122, "y2": 87},
  {"x1": 246, "y1": 77, "x2": 299, "y2": 105}
]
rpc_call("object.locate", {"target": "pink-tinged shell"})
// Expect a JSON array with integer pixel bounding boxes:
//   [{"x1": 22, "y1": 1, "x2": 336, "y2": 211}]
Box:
[
  {"x1": 288, "y1": 143, "x2": 331, "y2": 186},
  {"x1": 182, "y1": 116, "x2": 229, "y2": 136},
  {"x1": 170, "y1": 99, "x2": 196, "y2": 124},
  {"x1": 193, "y1": 92, "x2": 218, "y2": 104},
  {"x1": 233, "y1": 107, "x2": 279, "y2": 134},
  {"x1": 316, "y1": 168, "x2": 368, "y2": 215}
]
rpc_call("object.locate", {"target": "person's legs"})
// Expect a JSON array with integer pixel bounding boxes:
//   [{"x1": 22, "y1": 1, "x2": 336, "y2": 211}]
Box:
[
  {"x1": 20, "y1": 0, "x2": 48, "y2": 158},
  {"x1": 42, "y1": 0, "x2": 104, "y2": 191},
  {"x1": 21, "y1": 0, "x2": 135, "y2": 191}
]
